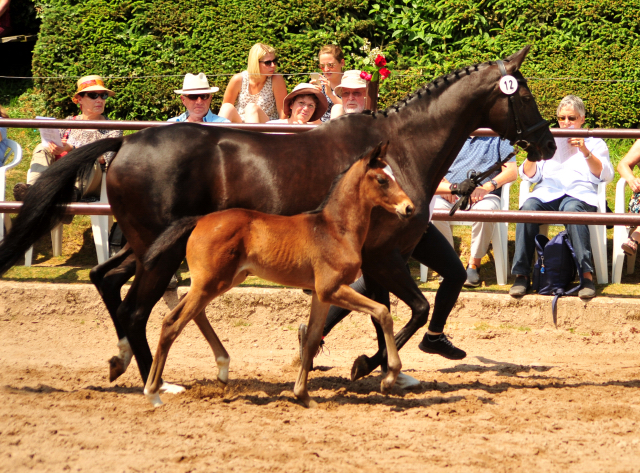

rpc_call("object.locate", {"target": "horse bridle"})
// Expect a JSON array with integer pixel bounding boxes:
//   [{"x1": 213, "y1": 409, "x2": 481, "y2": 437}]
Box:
[{"x1": 496, "y1": 60, "x2": 549, "y2": 150}]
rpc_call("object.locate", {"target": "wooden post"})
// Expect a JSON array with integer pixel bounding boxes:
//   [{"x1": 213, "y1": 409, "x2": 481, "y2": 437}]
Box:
[{"x1": 365, "y1": 80, "x2": 379, "y2": 112}]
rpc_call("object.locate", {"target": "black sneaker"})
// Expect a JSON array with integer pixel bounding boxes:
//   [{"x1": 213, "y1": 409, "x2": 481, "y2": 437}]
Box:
[
  {"x1": 509, "y1": 275, "x2": 529, "y2": 298},
  {"x1": 578, "y1": 278, "x2": 596, "y2": 300},
  {"x1": 418, "y1": 333, "x2": 466, "y2": 360},
  {"x1": 463, "y1": 265, "x2": 480, "y2": 287}
]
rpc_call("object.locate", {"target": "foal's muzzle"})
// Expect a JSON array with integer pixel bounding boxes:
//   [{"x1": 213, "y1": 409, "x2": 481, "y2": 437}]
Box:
[{"x1": 396, "y1": 202, "x2": 414, "y2": 219}]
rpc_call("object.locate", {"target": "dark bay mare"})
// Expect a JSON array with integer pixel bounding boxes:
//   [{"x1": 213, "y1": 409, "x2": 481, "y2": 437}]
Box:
[
  {"x1": 143, "y1": 143, "x2": 414, "y2": 408},
  {"x1": 0, "y1": 46, "x2": 556, "y2": 390}
]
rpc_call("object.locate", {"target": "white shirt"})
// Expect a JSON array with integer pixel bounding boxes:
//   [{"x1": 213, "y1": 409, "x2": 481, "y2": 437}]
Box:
[{"x1": 519, "y1": 136, "x2": 613, "y2": 207}]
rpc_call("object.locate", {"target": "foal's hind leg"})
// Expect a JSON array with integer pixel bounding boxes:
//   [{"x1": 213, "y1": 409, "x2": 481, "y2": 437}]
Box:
[
  {"x1": 145, "y1": 289, "x2": 214, "y2": 407},
  {"x1": 294, "y1": 292, "x2": 330, "y2": 408},
  {"x1": 88, "y1": 244, "x2": 137, "y2": 381},
  {"x1": 193, "y1": 310, "x2": 230, "y2": 389}
]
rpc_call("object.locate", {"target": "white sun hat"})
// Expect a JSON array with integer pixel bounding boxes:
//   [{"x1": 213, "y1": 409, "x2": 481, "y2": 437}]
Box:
[
  {"x1": 334, "y1": 70, "x2": 367, "y2": 96},
  {"x1": 174, "y1": 73, "x2": 219, "y2": 94}
]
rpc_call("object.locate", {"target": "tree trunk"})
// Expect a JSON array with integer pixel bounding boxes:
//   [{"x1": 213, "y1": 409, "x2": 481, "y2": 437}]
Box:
[{"x1": 365, "y1": 80, "x2": 379, "y2": 111}]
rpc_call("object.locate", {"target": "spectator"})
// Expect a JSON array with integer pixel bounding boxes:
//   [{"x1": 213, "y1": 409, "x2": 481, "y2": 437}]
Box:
[
  {"x1": 168, "y1": 73, "x2": 229, "y2": 124},
  {"x1": 432, "y1": 137, "x2": 516, "y2": 286},
  {"x1": 330, "y1": 70, "x2": 366, "y2": 118},
  {"x1": 0, "y1": 0, "x2": 11, "y2": 38},
  {"x1": 13, "y1": 74, "x2": 123, "y2": 205},
  {"x1": 616, "y1": 139, "x2": 640, "y2": 256},
  {"x1": 267, "y1": 83, "x2": 327, "y2": 125},
  {"x1": 509, "y1": 95, "x2": 613, "y2": 300},
  {"x1": 311, "y1": 44, "x2": 344, "y2": 122},
  {"x1": 218, "y1": 43, "x2": 287, "y2": 123},
  {"x1": 0, "y1": 106, "x2": 8, "y2": 166}
]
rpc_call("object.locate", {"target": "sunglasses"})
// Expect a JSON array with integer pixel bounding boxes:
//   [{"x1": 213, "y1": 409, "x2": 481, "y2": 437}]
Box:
[
  {"x1": 259, "y1": 59, "x2": 278, "y2": 67},
  {"x1": 184, "y1": 94, "x2": 211, "y2": 101},
  {"x1": 319, "y1": 62, "x2": 337, "y2": 69},
  {"x1": 80, "y1": 92, "x2": 109, "y2": 100},
  {"x1": 557, "y1": 115, "x2": 579, "y2": 121}
]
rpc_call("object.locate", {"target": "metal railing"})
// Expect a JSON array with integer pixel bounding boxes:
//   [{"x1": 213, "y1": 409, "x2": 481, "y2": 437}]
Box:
[{"x1": 3, "y1": 118, "x2": 640, "y2": 226}]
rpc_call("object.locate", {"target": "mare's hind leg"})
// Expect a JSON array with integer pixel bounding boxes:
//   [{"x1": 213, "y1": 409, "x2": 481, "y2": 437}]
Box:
[
  {"x1": 144, "y1": 290, "x2": 213, "y2": 407},
  {"x1": 294, "y1": 292, "x2": 330, "y2": 408},
  {"x1": 89, "y1": 244, "x2": 137, "y2": 381},
  {"x1": 322, "y1": 284, "x2": 401, "y2": 393},
  {"x1": 116, "y1": 251, "x2": 183, "y2": 386},
  {"x1": 193, "y1": 310, "x2": 230, "y2": 389}
]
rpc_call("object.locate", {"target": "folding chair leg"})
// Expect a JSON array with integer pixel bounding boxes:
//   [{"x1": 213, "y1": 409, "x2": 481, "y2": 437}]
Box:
[
  {"x1": 51, "y1": 224, "x2": 63, "y2": 257},
  {"x1": 91, "y1": 214, "x2": 111, "y2": 264},
  {"x1": 589, "y1": 224, "x2": 608, "y2": 284},
  {"x1": 612, "y1": 224, "x2": 627, "y2": 284},
  {"x1": 492, "y1": 222, "x2": 509, "y2": 285},
  {"x1": 24, "y1": 246, "x2": 33, "y2": 267},
  {"x1": 420, "y1": 264, "x2": 429, "y2": 283}
]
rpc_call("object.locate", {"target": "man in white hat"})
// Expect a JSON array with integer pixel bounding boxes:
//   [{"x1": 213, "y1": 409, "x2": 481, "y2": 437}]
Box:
[
  {"x1": 329, "y1": 70, "x2": 367, "y2": 118},
  {"x1": 169, "y1": 73, "x2": 230, "y2": 123}
]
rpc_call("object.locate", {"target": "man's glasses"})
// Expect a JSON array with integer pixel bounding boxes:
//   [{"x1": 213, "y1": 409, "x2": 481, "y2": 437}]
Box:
[
  {"x1": 184, "y1": 94, "x2": 211, "y2": 101},
  {"x1": 80, "y1": 92, "x2": 109, "y2": 100},
  {"x1": 319, "y1": 62, "x2": 337, "y2": 70},
  {"x1": 557, "y1": 115, "x2": 578, "y2": 121},
  {"x1": 259, "y1": 59, "x2": 278, "y2": 67}
]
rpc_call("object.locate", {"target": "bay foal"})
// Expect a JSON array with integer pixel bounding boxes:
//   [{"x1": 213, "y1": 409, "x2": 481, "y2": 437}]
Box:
[{"x1": 143, "y1": 143, "x2": 414, "y2": 407}]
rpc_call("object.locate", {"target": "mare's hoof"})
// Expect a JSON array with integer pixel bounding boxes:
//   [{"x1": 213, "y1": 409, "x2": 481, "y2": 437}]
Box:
[
  {"x1": 350, "y1": 355, "x2": 371, "y2": 382},
  {"x1": 217, "y1": 377, "x2": 228, "y2": 391},
  {"x1": 144, "y1": 389, "x2": 164, "y2": 408},
  {"x1": 108, "y1": 356, "x2": 125, "y2": 382},
  {"x1": 159, "y1": 382, "x2": 186, "y2": 395},
  {"x1": 307, "y1": 399, "x2": 318, "y2": 409}
]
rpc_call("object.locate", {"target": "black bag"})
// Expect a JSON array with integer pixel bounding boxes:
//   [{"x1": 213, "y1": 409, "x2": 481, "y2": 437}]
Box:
[
  {"x1": 108, "y1": 222, "x2": 127, "y2": 257},
  {"x1": 532, "y1": 231, "x2": 584, "y2": 327}
]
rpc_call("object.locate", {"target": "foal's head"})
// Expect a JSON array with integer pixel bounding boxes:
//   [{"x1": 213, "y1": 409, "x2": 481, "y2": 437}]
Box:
[{"x1": 360, "y1": 142, "x2": 414, "y2": 219}]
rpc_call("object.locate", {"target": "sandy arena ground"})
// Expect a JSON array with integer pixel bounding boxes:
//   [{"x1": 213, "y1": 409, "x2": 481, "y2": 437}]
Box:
[{"x1": 1, "y1": 281, "x2": 640, "y2": 472}]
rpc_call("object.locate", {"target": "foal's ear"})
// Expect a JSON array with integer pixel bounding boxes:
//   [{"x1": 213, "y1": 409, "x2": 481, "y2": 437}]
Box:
[
  {"x1": 504, "y1": 45, "x2": 530, "y2": 73},
  {"x1": 367, "y1": 141, "x2": 389, "y2": 168}
]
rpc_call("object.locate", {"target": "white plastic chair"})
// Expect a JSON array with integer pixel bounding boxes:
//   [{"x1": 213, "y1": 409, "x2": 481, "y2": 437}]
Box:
[
  {"x1": 24, "y1": 170, "x2": 112, "y2": 266},
  {"x1": 420, "y1": 182, "x2": 511, "y2": 285},
  {"x1": 518, "y1": 181, "x2": 608, "y2": 284},
  {"x1": 0, "y1": 139, "x2": 23, "y2": 240},
  {"x1": 611, "y1": 178, "x2": 636, "y2": 283}
]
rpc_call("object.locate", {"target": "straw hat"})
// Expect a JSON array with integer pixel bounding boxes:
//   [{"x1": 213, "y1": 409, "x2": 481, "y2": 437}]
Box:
[
  {"x1": 283, "y1": 83, "x2": 328, "y2": 122},
  {"x1": 334, "y1": 70, "x2": 367, "y2": 96},
  {"x1": 74, "y1": 75, "x2": 115, "y2": 97},
  {"x1": 174, "y1": 73, "x2": 219, "y2": 94}
]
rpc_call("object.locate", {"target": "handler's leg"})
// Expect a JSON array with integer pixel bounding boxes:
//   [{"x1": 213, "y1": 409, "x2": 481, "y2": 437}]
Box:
[{"x1": 411, "y1": 224, "x2": 467, "y2": 359}]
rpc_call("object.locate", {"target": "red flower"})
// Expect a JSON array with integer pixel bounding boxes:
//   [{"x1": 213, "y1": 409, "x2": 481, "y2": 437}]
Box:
[
  {"x1": 379, "y1": 67, "x2": 391, "y2": 80},
  {"x1": 360, "y1": 71, "x2": 368, "y2": 80},
  {"x1": 374, "y1": 54, "x2": 387, "y2": 67},
  {"x1": 365, "y1": 72, "x2": 373, "y2": 81}
]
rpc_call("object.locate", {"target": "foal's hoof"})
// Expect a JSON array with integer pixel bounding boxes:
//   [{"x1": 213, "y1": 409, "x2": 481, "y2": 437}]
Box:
[
  {"x1": 108, "y1": 356, "x2": 125, "y2": 382},
  {"x1": 350, "y1": 355, "x2": 371, "y2": 382},
  {"x1": 159, "y1": 382, "x2": 186, "y2": 395},
  {"x1": 216, "y1": 377, "x2": 228, "y2": 391}
]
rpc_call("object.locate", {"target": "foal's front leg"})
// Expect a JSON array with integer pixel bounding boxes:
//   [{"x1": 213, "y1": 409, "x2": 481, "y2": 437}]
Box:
[
  {"x1": 294, "y1": 292, "x2": 330, "y2": 408},
  {"x1": 324, "y1": 284, "x2": 401, "y2": 393}
]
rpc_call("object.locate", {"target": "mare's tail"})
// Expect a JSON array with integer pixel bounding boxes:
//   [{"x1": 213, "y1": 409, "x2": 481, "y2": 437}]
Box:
[
  {"x1": 0, "y1": 137, "x2": 124, "y2": 275},
  {"x1": 143, "y1": 216, "x2": 200, "y2": 271}
]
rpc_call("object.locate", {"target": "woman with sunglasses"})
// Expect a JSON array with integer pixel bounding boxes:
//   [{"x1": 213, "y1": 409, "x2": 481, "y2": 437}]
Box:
[
  {"x1": 13, "y1": 74, "x2": 123, "y2": 203},
  {"x1": 510, "y1": 94, "x2": 613, "y2": 300},
  {"x1": 218, "y1": 43, "x2": 287, "y2": 123},
  {"x1": 310, "y1": 44, "x2": 345, "y2": 122}
]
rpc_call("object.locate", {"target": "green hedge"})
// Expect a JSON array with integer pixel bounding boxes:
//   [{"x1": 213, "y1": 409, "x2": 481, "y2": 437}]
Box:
[{"x1": 30, "y1": 0, "x2": 640, "y2": 127}]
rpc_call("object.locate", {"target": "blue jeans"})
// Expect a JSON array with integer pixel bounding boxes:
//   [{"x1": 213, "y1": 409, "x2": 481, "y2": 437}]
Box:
[{"x1": 511, "y1": 195, "x2": 598, "y2": 277}]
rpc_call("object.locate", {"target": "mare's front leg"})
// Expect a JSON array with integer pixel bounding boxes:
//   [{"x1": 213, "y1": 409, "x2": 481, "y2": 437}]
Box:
[
  {"x1": 144, "y1": 290, "x2": 212, "y2": 407},
  {"x1": 294, "y1": 292, "x2": 330, "y2": 408},
  {"x1": 193, "y1": 310, "x2": 230, "y2": 390},
  {"x1": 88, "y1": 244, "x2": 137, "y2": 381},
  {"x1": 323, "y1": 285, "x2": 401, "y2": 393},
  {"x1": 351, "y1": 248, "x2": 431, "y2": 381}
]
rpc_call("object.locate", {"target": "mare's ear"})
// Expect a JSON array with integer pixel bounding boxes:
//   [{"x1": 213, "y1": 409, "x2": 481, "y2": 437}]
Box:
[
  {"x1": 505, "y1": 45, "x2": 530, "y2": 74},
  {"x1": 367, "y1": 141, "x2": 389, "y2": 168}
]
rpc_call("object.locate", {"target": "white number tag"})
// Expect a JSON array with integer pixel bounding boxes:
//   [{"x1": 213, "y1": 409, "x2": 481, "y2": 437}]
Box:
[{"x1": 499, "y1": 75, "x2": 518, "y2": 95}]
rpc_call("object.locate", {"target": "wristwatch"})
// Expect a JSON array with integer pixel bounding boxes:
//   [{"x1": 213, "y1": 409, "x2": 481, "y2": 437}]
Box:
[{"x1": 490, "y1": 179, "x2": 498, "y2": 191}]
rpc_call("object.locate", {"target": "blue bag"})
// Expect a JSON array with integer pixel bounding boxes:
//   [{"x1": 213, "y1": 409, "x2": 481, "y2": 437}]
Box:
[{"x1": 532, "y1": 231, "x2": 584, "y2": 327}]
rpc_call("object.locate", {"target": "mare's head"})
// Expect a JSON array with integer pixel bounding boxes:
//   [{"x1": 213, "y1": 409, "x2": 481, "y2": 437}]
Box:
[
  {"x1": 482, "y1": 46, "x2": 556, "y2": 161},
  {"x1": 360, "y1": 142, "x2": 414, "y2": 219}
]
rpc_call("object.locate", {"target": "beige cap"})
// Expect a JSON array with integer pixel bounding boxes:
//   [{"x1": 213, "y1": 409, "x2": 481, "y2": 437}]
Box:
[{"x1": 333, "y1": 70, "x2": 367, "y2": 96}]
